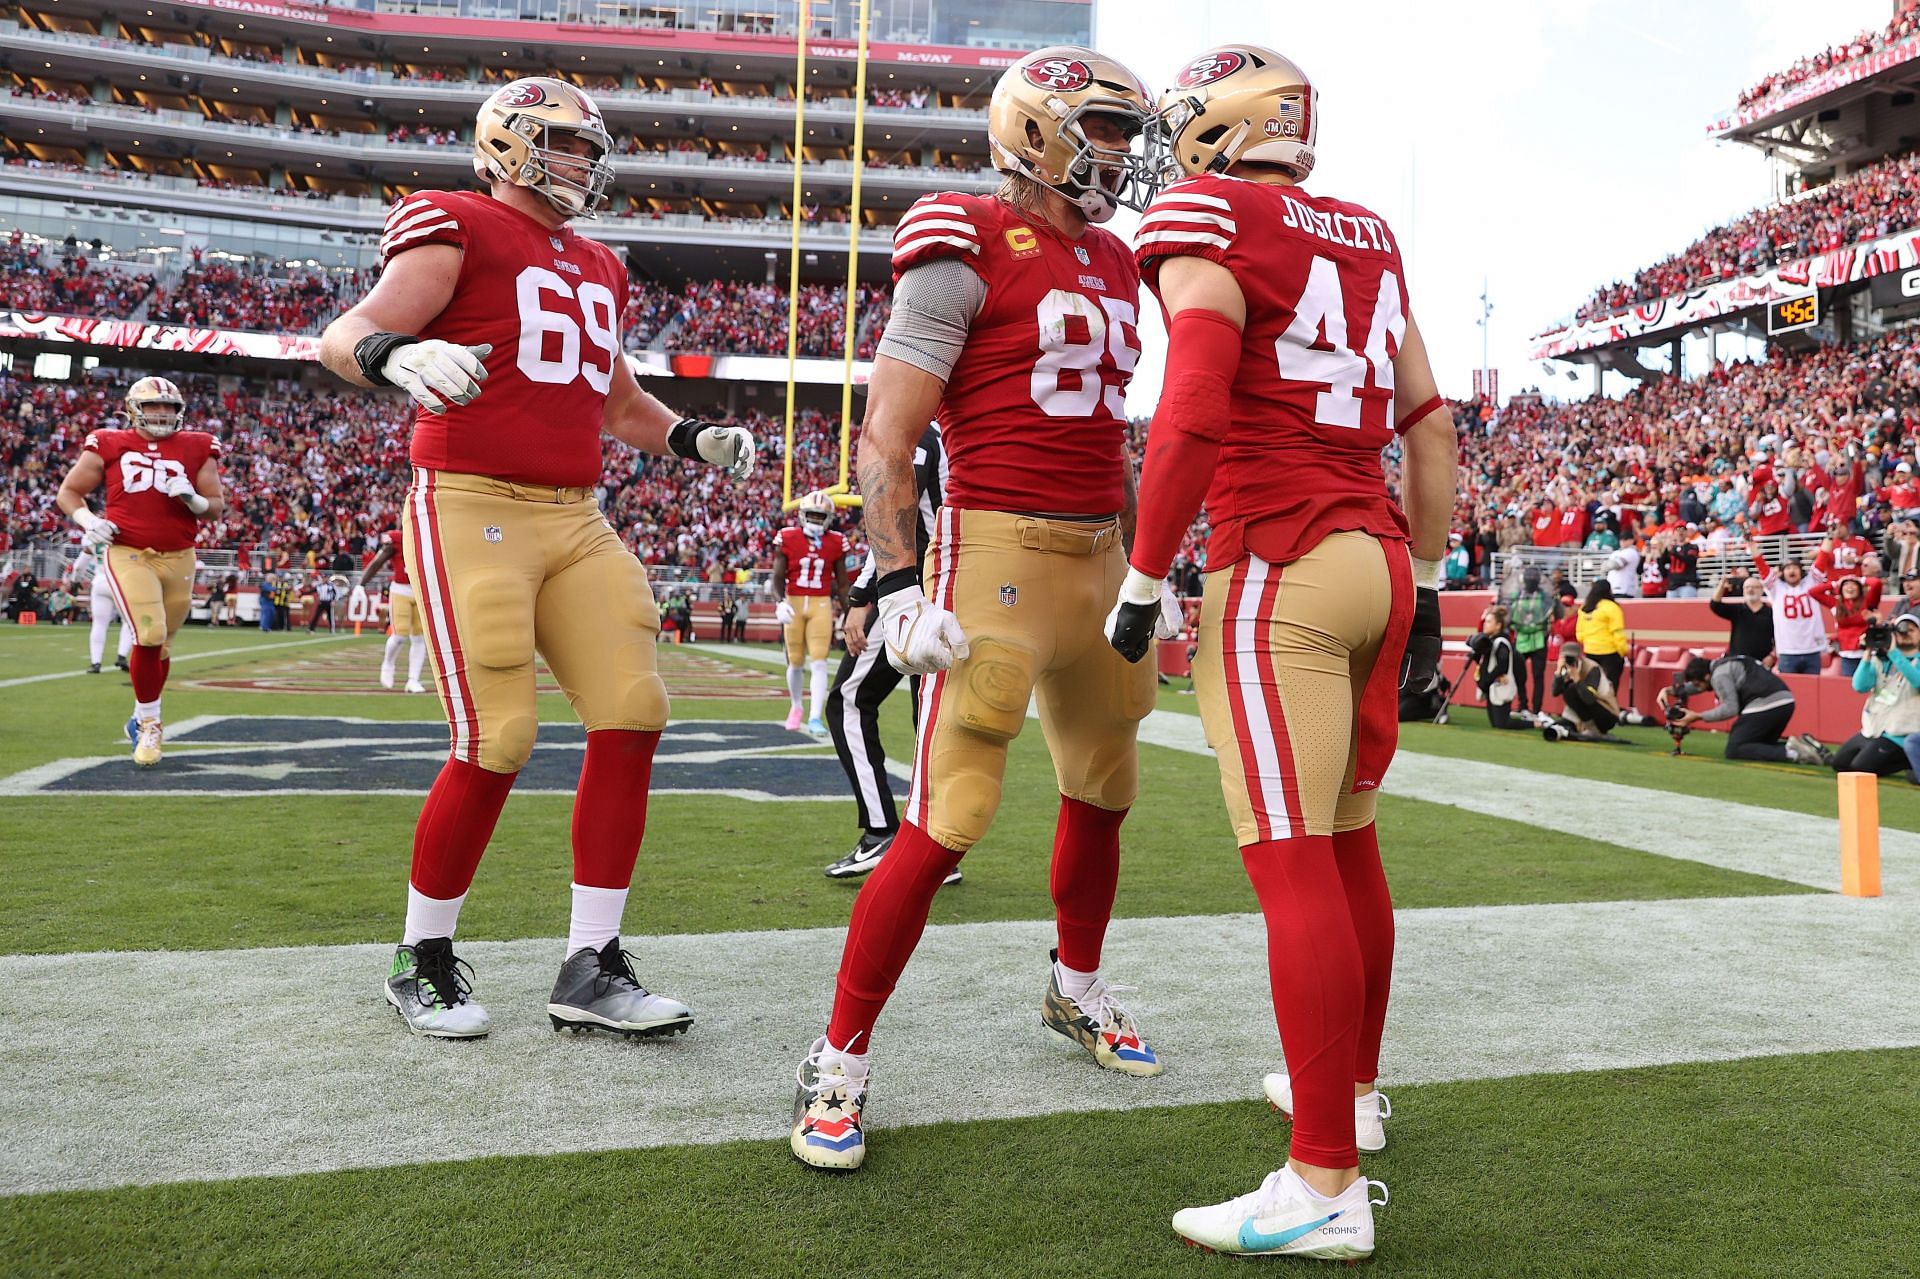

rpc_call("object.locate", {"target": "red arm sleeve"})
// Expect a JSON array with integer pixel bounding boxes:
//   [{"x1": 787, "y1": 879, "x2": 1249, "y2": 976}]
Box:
[
  {"x1": 1128, "y1": 309, "x2": 1244, "y2": 579},
  {"x1": 1867, "y1": 578, "x2": 1885, "y2": 610}
]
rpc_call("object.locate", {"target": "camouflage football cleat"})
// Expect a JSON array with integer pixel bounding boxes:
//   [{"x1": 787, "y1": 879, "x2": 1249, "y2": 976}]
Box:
[
  {"x1": 790, "y1": 1035, "x2": 868, "y2": 1171},
  {"x1": 1040, "y1": 948, "x2": 1163, "y2": 1077},
  {"x1": 547, "y1": 938, "x2": 692, "y2": 1038},
  {"x1": 384, "y1": 937, "x2": 491, "y2": 1039}
]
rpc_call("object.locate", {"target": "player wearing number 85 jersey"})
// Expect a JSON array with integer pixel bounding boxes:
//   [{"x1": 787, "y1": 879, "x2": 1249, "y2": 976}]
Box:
[
  {"x1": 55, "y1": 375, "x2": 224, "y2": 768},
  {"x1": 789, "y1": 45, "x2": 1165, "y2": 1174},
  {"x1": 320, "y1": 75, "x2": 758, "y2": 1044},
  {"x1": 1103, "y1": 45, "x2": 1458, "y2": 1261}
]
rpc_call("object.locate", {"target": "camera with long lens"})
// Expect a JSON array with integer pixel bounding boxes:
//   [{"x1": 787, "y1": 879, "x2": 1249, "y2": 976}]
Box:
[
  {"x1": 1863, "y1": 622, "x2": 1893, "y2": 658},
  {"x1": 1664, "y1": 675, "x2": 1693, "y2": 755}
]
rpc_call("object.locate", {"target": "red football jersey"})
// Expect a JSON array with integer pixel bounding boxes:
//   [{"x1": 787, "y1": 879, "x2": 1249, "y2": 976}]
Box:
[
  {"x1": 83, "y1": 428, "x2": 220, "y2": 552},
  {"x1": 778, "y1": 526, "x2": 845, "y2": 596},
  {"x1": 380, "y1": 189, "x2": 629, "y2": 487},
  {"x1": 891, "y1": 192, "x2": 1140, "y2": 515},
  {"x1": 377, "y1": 528, "x2": 410, "y2": 588},
  {"x1": 1136, "y1": 175, "x2": 1413, "y2": 567}
]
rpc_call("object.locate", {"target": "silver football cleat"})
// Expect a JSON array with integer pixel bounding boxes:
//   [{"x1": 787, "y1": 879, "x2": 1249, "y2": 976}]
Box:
[{"x1": 548, "y1": 938, "x2": 693, "y2": 1038}]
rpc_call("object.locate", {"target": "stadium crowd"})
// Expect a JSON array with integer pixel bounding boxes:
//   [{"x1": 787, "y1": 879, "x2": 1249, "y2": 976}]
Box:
[
  {"x1": 624, "y1": 280, "x2": 891, "y2": 358},
  {"x1": 145, "y1": 261, "x2": 371, "y2": 335},
  {"x1": 0, "y1": 236, "x2": 154, "y2": 316},
  {"x1": 1734, "y1": 6, "x2": 1920, "y2": 108},
  {"x1": 1441, "y1": 329, "x2": 1920, "y2": 610},
  {"x1": 1569, "y1": 149, "x2": 1920, "y2": 323}
]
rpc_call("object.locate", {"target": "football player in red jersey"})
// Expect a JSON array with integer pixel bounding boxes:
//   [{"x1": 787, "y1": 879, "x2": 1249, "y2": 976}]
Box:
[
  {"x1": 360, "y1": 528, "x2": 427, "y2": 692},
  {"x1": 1106, "y1": 47, "x2": 1457, "y2": 1261},
  {"x1": 771, "y1": 490, "x2": 849, "y2": 735},
  {"x1": 55, "y1": 376, "x2": 224, "y2": 767},
  {"x1": 318, "y1": 77, "x2": 757, "y2": 1042},
  {"x1": 789, "y1": 46, "x2": 1163, "y2": 1173}
]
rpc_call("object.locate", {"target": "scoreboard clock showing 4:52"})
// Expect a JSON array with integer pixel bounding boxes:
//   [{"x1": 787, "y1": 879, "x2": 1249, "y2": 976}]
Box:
[{"x1": 1766, "y1": 290, "x2": 1820, "y2": 335}]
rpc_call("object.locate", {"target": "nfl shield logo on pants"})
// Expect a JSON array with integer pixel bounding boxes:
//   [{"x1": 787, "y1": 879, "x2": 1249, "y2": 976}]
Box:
[
  {"x1": 483, "y1": 525, "x2": 504, "y2": 544},
  {"x1": 999, "y1": 582, "x2": 1018, "y2": 607}
]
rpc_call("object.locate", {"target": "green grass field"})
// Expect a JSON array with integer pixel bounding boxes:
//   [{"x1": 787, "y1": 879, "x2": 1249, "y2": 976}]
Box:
[{"x1": 1, "y1": 625, "x2": 1914, "y2": 1278}]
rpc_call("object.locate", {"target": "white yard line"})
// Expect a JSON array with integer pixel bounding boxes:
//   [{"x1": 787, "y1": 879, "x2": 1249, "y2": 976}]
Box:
[
  {"x1": 0, "y1": 634, "x2": 363, "y2": 690},
  {"x1": 2, "y1": 891, "x2": 1914, "y2": 1196}
]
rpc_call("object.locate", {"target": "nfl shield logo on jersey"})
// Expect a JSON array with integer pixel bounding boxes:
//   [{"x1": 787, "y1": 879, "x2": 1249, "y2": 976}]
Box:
[
  {"x1": 550, "y1": 236, "x2": 565, "y2": 251},
  {"x1": 1074, "y1": 245, "x2": 1092, "y2": 266},
  {"x1": 483, "y1": 525, "x2": 504, "y2": 544},
  {"x1": 999, "y1": 583, "x2": 1018, "y2": 607}
]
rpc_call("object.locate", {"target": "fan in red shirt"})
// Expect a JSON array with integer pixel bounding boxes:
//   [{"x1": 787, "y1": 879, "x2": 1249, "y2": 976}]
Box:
[
  {"x1": 54, "y1": 376, "x2": 224, "y2": 767},
  {"x1": 1813, "y1": 520, "x2": 1873, "y2": 580},
  {"x1": 1107, "y1": 43, "x2": 1457, "y2": 1260}
]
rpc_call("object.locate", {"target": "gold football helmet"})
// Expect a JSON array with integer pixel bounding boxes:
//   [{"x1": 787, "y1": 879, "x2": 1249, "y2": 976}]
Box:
[
  {"x1": 125, "y1": 375, "x2": 185, "y2": 439},
  {"x1": 472, "y1": 76, "x2": 614, "y2": 218},
  {"x1": 988, "y1": 46, "x2": 1155, "y2": 222},
  {"x1": 798, "y1": 489, "x2": 835, "y2": 538},
  {"x1": 1157, "y1": 45, "x2": 1318, "y2": 184}
]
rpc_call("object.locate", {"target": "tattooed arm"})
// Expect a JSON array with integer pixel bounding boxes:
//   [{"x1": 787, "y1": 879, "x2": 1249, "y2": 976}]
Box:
[{"x1": 857, "y1": 354, "x2": 946, "y2": 578}]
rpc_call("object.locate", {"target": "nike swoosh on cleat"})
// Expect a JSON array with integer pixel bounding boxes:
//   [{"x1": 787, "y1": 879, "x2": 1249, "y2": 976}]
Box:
[{"x1": 1237, "y1": 1209, "x2": 1342, "y2": 1252}]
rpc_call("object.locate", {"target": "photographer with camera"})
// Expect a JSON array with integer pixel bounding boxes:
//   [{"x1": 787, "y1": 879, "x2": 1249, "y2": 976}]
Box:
[
  {"x1": 1830, "y1": 613, "x2": 1920, "y2": 779},
  {"x1": 1466, "y1": 606, "x2": 1532, "y2": 731},
  {"x1": 1544, "y1": 641, "x2": 1627, "y2": 743},
  {"x1": 1660, "y1": 654, "x2": 1832, "y2": 765}
]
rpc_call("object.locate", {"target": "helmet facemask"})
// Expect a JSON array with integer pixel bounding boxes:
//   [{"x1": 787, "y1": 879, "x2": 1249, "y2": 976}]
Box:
[
  {"x1": 510, "y1": 117, "x2": 614, "y2": 219},
  {"x1": 998, "y1": 99, "x2": 1156, "y2": 222},
  {"x1": 126, "y1": 380, "x2": 185, "y2": 439},
  {"x1": 799, "y1": 492, "x2": 834, "y2": 539}
]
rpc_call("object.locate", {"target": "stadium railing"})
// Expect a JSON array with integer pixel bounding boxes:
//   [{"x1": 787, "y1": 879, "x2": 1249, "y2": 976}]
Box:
[{"x1": 1492, "y1": 531, "x2": 1832, "y2": 595}]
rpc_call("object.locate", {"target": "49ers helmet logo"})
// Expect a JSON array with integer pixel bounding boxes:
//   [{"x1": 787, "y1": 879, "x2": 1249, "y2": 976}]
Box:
[
  {"x1": 1177, "y1": 50, "x2": 1246, "y2": 88},
  {"x1": 1023, "y1": 57, "x2": 1093, "y2": 91},
  {"x1": 495, "y1": 82, "x2": 547, "y2": 108}
]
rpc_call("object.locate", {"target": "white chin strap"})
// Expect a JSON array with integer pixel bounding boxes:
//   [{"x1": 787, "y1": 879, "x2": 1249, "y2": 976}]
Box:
[{"x1": 1073, "y1": 187, "x2": 1118, "y2": 223}]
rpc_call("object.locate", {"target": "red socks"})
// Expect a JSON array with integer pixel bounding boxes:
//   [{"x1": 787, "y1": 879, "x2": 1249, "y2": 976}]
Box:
[
  {"x1": 827, "y1": 821, "x2": 964, "y2": 1051},
  {"x1": 409, "y1": 757, "x2": 517, "y2": 900},
  {"x1": 1241, "y1": 833, "x2": 1364, "y2": 1168},
  {"x1": 1333, "y1": 824, "x2": 1395, "y2": 1083},
  {"x1": 129, "y1": 644, "x2": 166, "y2": 703},
  {"x1": 571, "y1": 729, "x2": 661, "y2": 888},
  {"x1": 1050, "y1": 795, "x2": 1127, "y2": 972}
]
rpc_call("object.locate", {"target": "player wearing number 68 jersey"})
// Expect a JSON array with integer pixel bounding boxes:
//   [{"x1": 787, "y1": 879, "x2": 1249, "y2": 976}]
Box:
[
  {"x1": 55, "y1": 376, "x2": 224, "y2": 768},
  {"x1": 1104, "y1": 45, "x2": 1458, "y2": 1262},
  {"x1": 320, "y1": 75, "x2": 757, "y2": 1045},
  {"x1": 789, "y1": 45, "x2": 1164, "y2": 1174}
]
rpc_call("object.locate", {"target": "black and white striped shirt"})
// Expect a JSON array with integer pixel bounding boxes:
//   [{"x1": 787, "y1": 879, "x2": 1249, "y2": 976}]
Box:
[{"x1": 847, "y1": 421, "x2": 945, "y2": 606}]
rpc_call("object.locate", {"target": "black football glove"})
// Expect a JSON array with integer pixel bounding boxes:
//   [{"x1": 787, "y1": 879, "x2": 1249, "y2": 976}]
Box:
[
  {"x1": 1400, "y1": 587, "x2": 1443, "y2": 694},
  {"x1": 1107, "y1": 600, "x2": 1161, "y2": 663},
  {"x1": 1105, "y1": 569, "x2": 1183, "y2": 663}
]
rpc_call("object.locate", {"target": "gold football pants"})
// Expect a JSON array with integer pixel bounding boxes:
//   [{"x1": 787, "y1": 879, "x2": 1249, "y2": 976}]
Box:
[
  {"x1": 1193, "y1": 531, "x2": 1395, "y2": 844},
  {"x1": 403, "y1": 468, "x2": 667, "y2": 774},
  {"x1": 784, "y1": 593, "x2": 834, "y2": 664},
  {"x1": 102, "y1": 545, "x2": 194, "y2": 652},
  {"x1": 387, "y1": 584, "x2": 419, "y2": 637},
  {"x1": 904, "y1": 508, "x2": 1157, "y2": 852}
]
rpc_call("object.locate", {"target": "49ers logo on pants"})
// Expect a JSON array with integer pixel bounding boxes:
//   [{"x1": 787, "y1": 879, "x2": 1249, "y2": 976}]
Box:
[{"x1": 1023, "y1": 57, "x2": 1093, "y2": 91}]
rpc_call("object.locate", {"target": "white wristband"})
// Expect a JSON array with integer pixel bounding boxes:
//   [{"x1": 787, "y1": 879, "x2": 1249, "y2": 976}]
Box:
[
  {"x1": 1411, "y1": 555, "x2": 1442, "y2": 591},
  {"x1": 71, "y1": 508, "x2": 100, "y2": 534},
  {"x1": 181, "y1": 492, "x2": 211, "y2": 516},
  {"x1": 1118, "y1": 566, "x2": 1165, "y2": 606}
]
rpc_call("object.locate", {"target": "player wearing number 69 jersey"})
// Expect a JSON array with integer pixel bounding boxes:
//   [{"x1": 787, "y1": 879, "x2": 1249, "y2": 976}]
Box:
[
  {"x1": 1104, "y1": 45, "x2": 1458, "y2": 1262},
  {"x1": 789, "y1": 45, "x2": 1164, "y2": 1174},
  {"x1": 319, "y1": 75, "x2": 757, "y2": 1045},
  {"x1": 55, "y1": 376, "x2": 224, "y2": 768}
]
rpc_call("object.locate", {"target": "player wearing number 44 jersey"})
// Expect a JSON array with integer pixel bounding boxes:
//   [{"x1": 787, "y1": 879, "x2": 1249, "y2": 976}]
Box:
[
  {"x1": 1104, "y1": 46, "x2": 1456, "y2": 1262},
  {"x1": 56, "y1": 376, "x2": 224, "y2": 767},
  {"x1": 320, "y1": 75, "x2": 757, "y2": 1043},
  {"x1": 790, "y1": 45, "x2": 1164, "y2": 1174}
]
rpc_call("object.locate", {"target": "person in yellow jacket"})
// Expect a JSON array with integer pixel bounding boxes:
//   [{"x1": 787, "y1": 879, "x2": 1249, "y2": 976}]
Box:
[{"x1": 1575, "y1": 578, "x2": 1630, "y2": 689}]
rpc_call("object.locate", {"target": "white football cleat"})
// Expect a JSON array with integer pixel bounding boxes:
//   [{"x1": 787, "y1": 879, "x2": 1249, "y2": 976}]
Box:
[
  {"x1": 405, "y1": 679, "x2": 427, "y2": 694},
  {"x1": 379, "y1": 663, "x2": 396, "y2": 690},
  {"x1": 132, "y1": 718, "x2": 164, "y2": 768},
  {"x1": 1173, "y1": 1165, "x2": 1385, "y2": 1259},
  {"x1": 1264, "y1": 1073, "x2": 1390, "y2": 1152}
]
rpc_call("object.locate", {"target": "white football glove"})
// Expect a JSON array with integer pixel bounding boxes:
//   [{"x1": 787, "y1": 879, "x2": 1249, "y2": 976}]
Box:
[
  {"x1": 774, "y1": 599, "x2": 796, "y2": 626},
  {"x1": 1104, "y1": 568, "x2": 1183, "y2": 664},
  {"x1": 73, "y1": 509, "x2": 117, "y2": 557},
  {"x1": 876, "y1": 582, "x2": 969, "y2": 675},
  {"x1": 695, "y1": 425, "x2": 756, "y2": 482},
  {"x1": 383, "y1": 340, "x2": 491, "y2": 415},
  {"x1": 156, "y1": 469, "x2": 211, "y2": 514}
]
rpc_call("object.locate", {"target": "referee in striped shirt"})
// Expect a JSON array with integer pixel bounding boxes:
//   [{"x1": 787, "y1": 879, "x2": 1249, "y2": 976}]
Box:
[{"x1": 823, "y1": 422, "x2": 959, "y2": 883}]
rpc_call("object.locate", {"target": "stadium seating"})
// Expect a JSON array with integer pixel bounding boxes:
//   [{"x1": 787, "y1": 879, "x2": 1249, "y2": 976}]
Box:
[
  {"x1": 1733, "y1": 8, "x2": 1920, "y2": 108},
  {"x1": 1571, "y1": 149, "x2": 1920, "y2": 323}
]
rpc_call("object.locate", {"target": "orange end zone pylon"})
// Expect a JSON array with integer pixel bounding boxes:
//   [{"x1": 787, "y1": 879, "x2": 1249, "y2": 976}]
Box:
[{"x1": 1837, "y1": 771, "x2": 1882, "y2": 898}]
